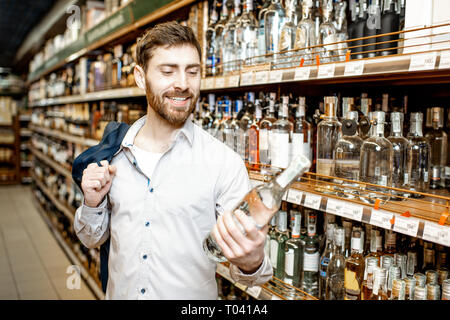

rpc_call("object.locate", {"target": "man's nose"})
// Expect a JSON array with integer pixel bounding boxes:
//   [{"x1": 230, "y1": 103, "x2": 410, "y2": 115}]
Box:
[{"x1": 173, "y1": 72, "x2": 188, "y2": 91}]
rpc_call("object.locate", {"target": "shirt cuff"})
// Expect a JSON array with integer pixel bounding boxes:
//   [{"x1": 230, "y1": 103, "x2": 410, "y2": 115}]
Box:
[
  {"x1": 78, "y1": 197, "x2": 108, "y2": 226},
  {"x1": 229, "y1": 254, "x2": 273, "y2": 287}
]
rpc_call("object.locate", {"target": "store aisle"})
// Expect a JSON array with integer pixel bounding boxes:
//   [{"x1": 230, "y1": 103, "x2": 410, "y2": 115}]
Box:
[{"x1": 0, "y1": 185, "x2": 95, "y2": 300}]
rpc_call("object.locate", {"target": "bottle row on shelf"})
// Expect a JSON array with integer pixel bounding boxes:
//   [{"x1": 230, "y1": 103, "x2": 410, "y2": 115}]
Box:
[{"x1": 265, "y1": 201, "x2": 449, "y2": 300}]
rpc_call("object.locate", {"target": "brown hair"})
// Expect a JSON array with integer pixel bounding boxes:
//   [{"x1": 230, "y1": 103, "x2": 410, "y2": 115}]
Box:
[{"x1": 136, "y1": 21, "x2": 202, "y2": 71}]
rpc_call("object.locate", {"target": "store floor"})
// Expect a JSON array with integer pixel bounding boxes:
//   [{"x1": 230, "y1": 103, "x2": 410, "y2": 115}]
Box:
[{"x1": 0, "y1": 185, "x2": 95, "y2": 300}]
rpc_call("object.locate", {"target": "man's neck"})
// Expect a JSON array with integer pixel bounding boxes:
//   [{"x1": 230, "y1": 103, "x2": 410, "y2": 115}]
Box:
[{"x1": 134, "y1": 107, "x2": 183, "y2": 153}]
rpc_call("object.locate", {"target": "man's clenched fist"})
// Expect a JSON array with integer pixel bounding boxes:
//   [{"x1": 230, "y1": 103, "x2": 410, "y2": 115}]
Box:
[{"x1": 81, "y1": 160, "x2": 117, "y2": 207}]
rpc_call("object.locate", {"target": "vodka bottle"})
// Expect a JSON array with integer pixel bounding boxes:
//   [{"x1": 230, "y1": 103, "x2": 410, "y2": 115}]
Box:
[
  {"x1": 292, "y1": 97, "x2": 312, "y2": 163},
  {"x1": 317, "y1": 0, "x2": 338, "y2": 63},
  {"x1": 202, "y1": 94, "x2": 216, "y2": 134},
  {"x1": 364, "y1": 0, "x2": 381, "y2": 58},
  {"x1": 319, "y1": 222, "x2": 335, "y2": 300},
  {"x1": 361, "y1": 257, "x2": 379, "y2": 300},
  {"x1": 312, "y1": 0, "x2": 322, "y2": 42},
  {"x1": 325, "y1": 226, "x2": 346, "y2": 300},
  {"x1": 206, "y1": 2, "x2": 219, "y2": 77},
  {"x1": 230, "y1": 99, "x2": 243, "y2": 152},
  {"x1": 271, "y1": 96, "x2": 293, "y2": 170},
  {"x1": 218, "y1": 98, "x2": 234, "y2": 148},
  {"x1": 213, "y1": 1, "x2": 229, "y2": 76},
  {"x1": 333, "y1": 0, "x2": 348, "y2": 62},
  {"x1": 269, "y1": 212, "x2": 279, "y2": 273},
  {"x1": 203, "y1": 154, "x2": 311, "y2": 262},
  {"x1": 237, "y1": 93, "x2": 254, "y2": 160},
  {"x1": 212, "y1": 99, "x2": 223, "y2": 140},
  {"x1": 284, "y1": 210, "x2": 304, "y2": 288},
  {"x1": 223, "y1": 0, "x2": 242, "y2": 74},
  {"x1": 353, "y1": 0, "x2": 367, "y2": 60},
  {"x1": 334, "y1": 111, "x2": 363, "y2": 198},
  {"x1": 397, "y1": 0, "x2": 406, "y2": 54},
  {"x1": 259, "y1": 92, "x2": 277, "y2": 172},
  {"x1": 257, "y1": 0, "x2": 272, "y2": 63},
  {"x1": 264, "y1": 0, "x2": 287, "y2": 65},
  {"x1": 378, "y1": 0, "x2": 400, "y2": 56},
  {"x1": 302, "y1": 210, "x2": 320, "y2": 297},
  {"x1": 237, "y1": 0, "x2": 258, "y2": 67},
  {"x1": 387, "y1": 112, "x2": 411, "y2": 199},
  {"x1": 248, "y1": 98, "x2": 262, "y2": 169},
  {"x1": 425, "y1": 107, "x2": 448, "y2": 189},
  {"x1": 407, "y1": 112, "x2": 430, "y2": 195},
  {"x1": 316, "y1": 96, "x2": 342, "y2": 194},
  {"x1": 295, "y1": 0, "x2": 316, "y2": 66},
  {"x1": 347, "y1": 0, "x2": 358, "y2": 52},
  {"x1": 344, "y1": 227, "x2": 365, "y2": 300},
  {"x1": 276, "y1": 0, "x2": 298, "y2": 68},
  {"x1": 275, "y1": 204, "x2": 289, "y2": 279},
  {"x1": 369, "y1": 267, "x2": 389, "y2": 300},
  {"x1": 359, "y1": 111, "x2": 394, "y2": 204}
]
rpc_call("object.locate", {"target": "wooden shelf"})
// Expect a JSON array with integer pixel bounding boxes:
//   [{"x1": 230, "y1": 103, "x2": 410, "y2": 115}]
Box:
[
  {"x1": 30, "y1": 125, "x2": 99, "y2": 147},
  {"x1": 30, "y1": 146, "x2": 72, "y2": 180}
]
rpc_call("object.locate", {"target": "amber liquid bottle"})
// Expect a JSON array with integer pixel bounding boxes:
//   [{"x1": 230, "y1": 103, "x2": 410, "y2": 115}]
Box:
[{"x1": 344, "y1": 228, "x2": 365, "y2": 300}]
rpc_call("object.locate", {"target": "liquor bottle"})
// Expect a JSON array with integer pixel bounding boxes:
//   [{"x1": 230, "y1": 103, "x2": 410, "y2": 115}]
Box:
[
  {"x1": 214, "y1": 1, "x2": 229, "y2": 76},
  {"x1": 237, "y1": 0, "x2": 258, "y2": 67},
  {"x1": 383, "y1": 230, "x2": 397, "y2": 258},
  {"x1": 259, "y1": 92, "x2": 277, "y2": 172},
  {"x1": 365, "y1": 228, "x2": 383, "y2": 265},
  {"x1": 387, "y1": 112, "x2": 411, "y2": 200},
  {"x1": 442, "y1": 279, "x2": 450, "y2": 300},
  {"x1": 206, "y1": 2, "x2": 219, "y2": 77},
  {"x1": 203, "y1": 154, "x2": 311, "y2": 262},
  {"x1": 344, "y1": 227, "x2": 365, "y2": 300},
  {"x1": 317, "y1": 0, "x2": 338, "y2": 64},
  {"x1": 302, "y1": 210, "x2": 320, "y2": 297},
  {"x1": 426, "y1": 284, "x2": 440, "y2": 300},
  {"x1": 237, "y1": 94, "x2": 254, "y2": 161},
  {"x1": 256, "y1": 0, "x2": 272, "y2": 63},
  {"x1": 275, "y1": 206, "x2": 289, "y2": 279},
  {"x1": 212, "y1": 99, "x2": 224, "y2": 139},
  {"x1": 316, "y1": 96, "x2": 342, "y2": 194},
  {"x1": 248, "y1": 98, "x2": 261, "y2": 169},
  {"x1": 413, "y1": 285, "x2": 427, "y2": 300},
  {"x1": 342, "y1": 219, "x2": 353, "y2": 258},
  {"x1": 295, "y1": 0, "x2": 316, "y2": 66},
  {"x1": 292, "y1": 97, "x2": 312, "y2": 163},
  {"x1": 368, "y1": 267, "x2": 389, "y2": 300},
  {"x1": 223, "y1": 0, "x2": 241, "y2": 74},
  {"x1": 422, "y1": 248, "x2": 436, "y2": 272},
  {"x1": 364, "y1": 0, "x2": 381, "y2": 58},
  {"x1": 284, "y1": 210, "x2": 304, "y2": 288},
  {"x1": 319, "y1": 222, "x2": 335, "y2": 300},
  {"x1": 218, "y1": 99, "x2": 233, "y2": 147},
  {"x1": 397, "y1": 0, "x2": 406, "y2": 54},
  {"x1": 446, "y1": 110, "x2": 450, "y2": 190},
  {"x1": 406, "y1": 238, "x2": 419, "y2": 276},
  {"x1": 271, "y1": 96, "x2": 293, "y2": 170},
  {"x1": 203, "y1": 94, "x2": 216, "y2": 135},
  {"x1": 425, "y1": 107, "x2": 448, "y2": 189},
  {"x1": 387, "y1": 265, "x2": 401, "y2": 298},
  {"x1": 264, "y1": 0, "x2": 287, "y2": 65},
  {"x1": 390, "y1": 279, "x2": 406, "y2": 300},
  {"x1": 359, "y1": 111, "x2": 394, "y2": 204},
  {"x1": 325, "y1": 226, "x2": 346, "y2": 300},
  {"x1": 404, "y1": 276, "x2": 416, "y2": 300},
  {"x1": 378, "y1": 0, "x2": 400, "y2": 56},
  {"x1": 361, "y1": 257, "x2": 378, "y2": 300},
  {"x1": 334, "y1": 111, "x2": 363, "y2": 198},
  {"x1": 269, "y1": 213, "x2": 279, "y2": 272},
  {"x1": 231, "y1": 99, "x2": 243, "y2": 152},
  {"x1": 265, "y1": 215, "x2": 276, "y2": 258},
  {"x1": 312, "y1": 0, "x2": 322, "y2": 41},
  {"x1": 277, "y1": 0, "x2": 298, "y2": 68},
  {"x1": 407, "y1": 112, "x2": 431, "y2": 196},
  {"x1": 353, "y1": 0, "x2": 367, "y2": 60}
]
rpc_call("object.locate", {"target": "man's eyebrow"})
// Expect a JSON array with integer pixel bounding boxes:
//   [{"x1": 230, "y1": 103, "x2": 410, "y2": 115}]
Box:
[{"x1": 158, "y1": 63, "x2": 201, "y2": 69}]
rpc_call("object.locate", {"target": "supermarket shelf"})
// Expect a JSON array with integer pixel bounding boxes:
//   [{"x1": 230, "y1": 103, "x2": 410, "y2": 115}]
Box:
[
  {"x1": 249, "y1": 171, "x2": 450, "y2": 248},
  {"x1": 30, "y1": 146, "x2": 72, "y2": 180},
  {"x1": 33, "y1": 197, "x2": 104, "y2": 300},
  {"x1": 21, "y1": 176, "x2": 32, "y2": 184},
  {"x1": 19, "y1": 115, "x2": 31, "y2": 121},
  {"x1": 20, "y1": 161, "x2": 33, "y2": 167},
  {"x1": 29, "y1": 87, "x2": 145, "y2": 107},
  {"x1": 216, "y1": 262, "x2": 317, "y2": 300},
  {"x1": 33, "y1": 173, "x2": 74, "y2": 224},
  {"x1": 30, "y1": 124, "x2": 99, "y2": 147},
  {"x1": 20, "y1": 129, "x2": 32, "y2": 137},
  {"x1": 201, "y1": 49, "x2": 450, "y2": 91}
]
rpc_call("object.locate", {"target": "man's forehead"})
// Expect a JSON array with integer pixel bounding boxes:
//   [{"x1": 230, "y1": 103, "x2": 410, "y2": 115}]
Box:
[{"x1": 150, "y1": 44, "x2": 200, "y2": 66}]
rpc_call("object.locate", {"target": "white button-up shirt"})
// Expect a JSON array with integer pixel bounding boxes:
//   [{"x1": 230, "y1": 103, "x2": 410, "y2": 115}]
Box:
[{"x1": 74, "y1": 116, "x2": 273, "y2": 299}]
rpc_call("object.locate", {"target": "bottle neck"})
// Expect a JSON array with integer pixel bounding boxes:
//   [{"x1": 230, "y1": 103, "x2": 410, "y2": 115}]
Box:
[
  {"x1": 410, "y1": 120, "x2": 423, "y2": 137},
  {"x1": 390, "y1": 119, "x2": 404, "y2": 137},
  {"x1": 370, "y1": 122, "x2": 385, "y2": 137}
]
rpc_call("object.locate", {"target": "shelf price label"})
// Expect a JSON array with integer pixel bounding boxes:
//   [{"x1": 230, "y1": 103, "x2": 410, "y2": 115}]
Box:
[
  {"x1": 326, "y1": 198, "x2": 344, "y2": 216},
  {"x1": 268, "y1": 69, "x2": 284, "y2": 83},
  {"x1": 393, "y1": 215, "x2": 420, "y2": 237},
  {"x1": 344, "y1": 60, "x2": 365, "y2": 76},
  {"x1": 286, "y1": 189, "x2": 303, "y2": 205},
  {"x1": 438, "y1": 50, "x2": 450, "y2": 69},
  {"x1": 409, "y1": 52, "x2": 437, "y2": 71},
  {"x1": 340, "y1": 202, "x2": 364, "y2": 222},
  {"x1": 228, "y1": 75, "x2": 240, "y2": 87},
  {"x1": 204, "y1": 77, "x2": 215, "y2": 89},
  {"x1": 303, "y1": 193, "x2": 321, "y2": 210},
  {"x1": 294, "y1": 66, "x2": 310, "y2": 80},
  {"x1": 253, "y1": 70, "x2": 269, "y2": 84},
  {"x1": 317, "y1": 63, "x2": 336, "y2": 78},
  {"x1": 246, "y1": 286, "x2": 262, "y2": 298},
  {"x1": 215, "y1": 76, "x2": 225, "y2": 88},
  {"x1": 240, "y1": 72, "x2": 254, "y2": 86},
  {"x1": 370, "y1": 209, "x2": 394, "y2": 230},
  {"x1": 422, "y1": 221, "x2": 450, "y2": 246}
]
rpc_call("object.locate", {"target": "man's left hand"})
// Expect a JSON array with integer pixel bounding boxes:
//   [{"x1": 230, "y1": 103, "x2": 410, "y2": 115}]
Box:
[{"x1": 212, "y1": 209, "x2": 269, "y2": 274}]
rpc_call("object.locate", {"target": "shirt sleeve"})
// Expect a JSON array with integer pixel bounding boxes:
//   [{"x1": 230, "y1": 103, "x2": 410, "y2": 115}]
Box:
[
  {"x1": 229, "y1": 254, "x2": 273, "y2": 287},
  {"x1": 73, "y1": 196, "x2": 110, "y2": 249}
]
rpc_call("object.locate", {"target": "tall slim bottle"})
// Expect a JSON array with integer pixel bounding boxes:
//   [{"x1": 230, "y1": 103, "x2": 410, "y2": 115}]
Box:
[
  {"x1": 248, "y1": 98, "x2": 261, "y2": 169},
  {"x1": 426, "y1": 107, "x2": 448, "y2": 189},
  {"x1": 264, "y1": 0, "x2": 287, "y2": 65},
  {"x1": 259, "y1": 92, "x2": 277, "y2": 173},
  {"x1": 292, "y1": 97, "x2": 312, "y2": 163},
  {"x1": 284, "y1": 210, "x2": 304, "y2": 288},
  {"x1": 317, "y1": 0, "x2": 338, "y2": 63},
  {"x1": 214, "y1": 2, "x2": 229, "y2": 76},
  {"x1": 325, "y1": 226, "x2": 346, "y2": 300},
  {"x1": 206, "y1": 2, "x2": 219, "y2": 77},
  {"x1": 333, "y1": 0, "x2": 348, "y2": 62},
  {"x1": 275, "y1": 206, "x2": 289, "y2": 279},
  {"x1": 277, "y1": 0, "x2": 298, "y2": 68},
  {"x1": 344, "y1": 227, "x2": 365, "y2": 300},
  {"x1": 295, "y1": 0, "x2": 316, "y2": 66},
  {"x1": 378, "y1": 0, "x2": 400, "y2": 56},
  {"x1": 302, "y1": 210, "x2": 320, "y2": 297},
  {"x1": 368, "y1": 267, "x2": 389, "y2": 300},
  {"x1": 203, "y1": 154, "x2": 311, "y2": 262},
  {"x1": 353, "y1": 0, "x2": 367, "y2": 60},
  {"x1": 359, "y1": 111, "x2": 394, "y2": 204},
  {"x1": 257, "y1": 0, "x2": 272, "y2": 63},
  {"x1": 269, "y1": 213, "x2": 279, "y2": 273},
  {"x1": 319, "y1": 222, "x2": 335, "y2": 300},
  {"x1": 364, "y1": 0, "x2": 381, "y2": 58},
  {"x1": 237, "y1": 0, "x2": 258, "y2": 67},
  {"x1": 316, "y1": 96, "x2": 342, "y2": 194},
  {"x1": 271, "y1": 96, "x2": 293, "y2": 170}
]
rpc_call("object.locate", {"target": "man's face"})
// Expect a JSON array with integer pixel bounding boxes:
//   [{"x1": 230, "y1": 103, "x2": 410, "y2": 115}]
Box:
[{"x1": 144, "y1": 44, "x2": 201, "y2": 126}]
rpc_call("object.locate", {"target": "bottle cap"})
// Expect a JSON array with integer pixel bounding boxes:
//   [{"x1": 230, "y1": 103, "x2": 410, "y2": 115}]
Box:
[
  {"x1": 369, "y1": 110, "x2": 386, "y2": 123},
  {"x1": 324, "y1": 96, "x2": 337, "y2": 117},
  {"x1": 413, "y1": 285, "x2": 427, "y2": 300},
  {"x1": 438, "y1": 268, "x2": 448, "y2": 286},
  {"x1": 425, "y1": 270, "x2": 438, "y2": 285},
  {"x1": 426, "y1": 284, "x2": 440, "y2": 300},
  {"x1": 381, "y1": 255, "x2": 394, "y2": 270},
  {"x1": 414, "y1": 273, "x2": 427, "y2": 287},
  {"x1": 410, "y1": 112, "x2": 423, "y2": 122},
  {"x1": 388, "y1": 266, "x2": 401, "y2": 291},
  {"x1": 334, "y1": 226, "x2": 345, "y2": 247},
  {"x1": 392, "y1": 279, "x2": 406, "y2": 299},
  {"x1": 405, "y1": 276, "x2": 416, "y2": 298}
]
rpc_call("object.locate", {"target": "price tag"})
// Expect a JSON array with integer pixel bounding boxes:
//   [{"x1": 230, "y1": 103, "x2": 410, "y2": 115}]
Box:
[
  {"x1": 205, "y1": 77, "x2": 215, "y2": 89},
  {"x1": 317, "y1": 63, "x2": 336, "y2": 78},
  {"x1": 268, "y1": 69, "x2": 284, "y2": 83},
  {"x1": 344, "y1": 60, "x2": 365, "y2": 76},
  {"x1": 216, "y1": 263, "x2": 232, "y2": 282},
  {"x1": 246, "y1": 286, "x2": 262, "y2": 298},
  {"x1": 438, "y1": 50, "x2": 450, "y2": 69},
  {"x1": 409, "y1": 52, "x2": 437, "y2": 71},
  {"x1": 235, "y1": 282, "x2": 247, "y2": 292},
  {"x1": 254, "y1": 70, "x2": 269, "y2": 84},
  {"x1": 215, "y1": 76, "x2": 225, "y2": 88},
  {"x1": 369, "y1": 209, "x2": 394, "y2": 230},
  {"x1": 294, "y1": 66, "x2": 310, "y2": 80},
  {"x1": 240, "y1": 72, "x2": 254, "y2": 86},
  {"x1": 393, "y1": 215, "x2": 420, "y2": 237},
  {"x1": 229, "y1": 75, "x2": 240, "y2": 87},
  {"x1": 286, "y1": 189, "x2": 303, "y2": 205},
  {"x1": 326, "y1": 198, "x2": 344, "y2": 216},
  {"x1": 282, "y1": 190, "x2": 289, "y2": 201},
  {"x1": 422, "y1": 221, "x2": 450, "y2": 246},
  {"x1": 341, "y1": 203, "x2": 364, "y2": 222},
  {"x1": 304, "y1": 193, "x2": 321, "y2": 210}
]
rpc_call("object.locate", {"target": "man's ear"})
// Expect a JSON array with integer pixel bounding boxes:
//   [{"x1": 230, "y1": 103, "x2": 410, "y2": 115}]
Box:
[{"x1": 134, "y1": 65, "x2": 146, "y2": 90}]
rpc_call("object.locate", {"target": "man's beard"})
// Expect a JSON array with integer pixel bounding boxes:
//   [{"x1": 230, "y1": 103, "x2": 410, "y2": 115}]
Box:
[{"x1": 145, "y1": 80, "x2": 198, "y2": 126}]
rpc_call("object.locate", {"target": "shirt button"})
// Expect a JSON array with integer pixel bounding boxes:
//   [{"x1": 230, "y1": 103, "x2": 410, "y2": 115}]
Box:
[
  {"x1": 97, "y1": 211, "x2": 102, "y2": 215},
  {"x1": 143, "y1": 254, "x2": 147, "y2": 260},
  {"x1": 141, "y1": 288, "x2": 146, "y2": 294},
  {"x1": 145, "y1": 222, "x2": 150, "y2": 227},
  {"x1": 149, "y1": 188, "x2": 154, "y2": 193}
]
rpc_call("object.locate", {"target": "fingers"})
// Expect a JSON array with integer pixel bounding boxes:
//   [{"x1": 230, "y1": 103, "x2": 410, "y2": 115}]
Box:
[
  {"x1": 233, "y1": 209, "x2": 260, "y2": 241},
  {"x1": 82, "y1": 161, "x2": 115, "y2": 192},
  {"x1": 216, "y1": 213, "x2": 245, "y2": 258},
  {"x1": 108, "y1": 165, "x2": 117, "y2": 176}
]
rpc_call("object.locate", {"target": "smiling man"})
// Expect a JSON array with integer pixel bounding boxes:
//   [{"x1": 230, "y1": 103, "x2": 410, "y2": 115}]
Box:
[{"x1": 74, "y1": 21, "x2": 272, "y2": 300}]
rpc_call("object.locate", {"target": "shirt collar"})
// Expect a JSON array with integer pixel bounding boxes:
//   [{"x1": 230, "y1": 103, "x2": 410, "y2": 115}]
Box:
[{"x1": 121, "y1": 115, "x2": 194, "y2": 149}]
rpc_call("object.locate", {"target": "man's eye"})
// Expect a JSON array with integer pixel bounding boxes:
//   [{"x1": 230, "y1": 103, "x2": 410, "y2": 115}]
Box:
[
  {"x1": 188, "y1": 70, "x2": 199, "y2": 75},
  {"x1": 162, "y1": 71, "x2": 173, "y2": 75}
]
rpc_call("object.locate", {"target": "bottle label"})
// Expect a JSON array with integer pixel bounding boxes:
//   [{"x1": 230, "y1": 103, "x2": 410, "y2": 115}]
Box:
[
  {"x1": 344, "y1": 269, "x2": 361, "y2": 299},
  {"x1": 320, "y1": 257, "x2": 330, "y2": 278},
  {"x1": 380, "y1": 175, "x2": 388, "y2": 186},
  {"x1": 404, "y1": 173, "x2": 409, "y2": 184},
  {"x1": 376, "y1": 124, "x2": 384, "y2": 136},
  {"x1": 292, "y1": 214, "x2": 301, "y2": 237},
  {"x1": 303, "y1": 252, "x2": 319, "y2": 272},
  {"x1": 259, "y1": 129, "x2": 269, "y2": 150},
  {"x1": 423, "y1": 171, "x2": 429, "y2": 183},
  {"x1": 270, "y1": 239, "x2": 278, "y2": 268},
  {"x1": 271, "y1": 132, "x2": 290, "y2": 169},
  {"x1": 323, "y1": 34, "x2": 338, "y2": 51},
  {"x1": 285, "y1": 249, "x2": 295, "y2": 277},
  {"x1": 351, "y1": 238, "x2": 362, "y2": 252},
  {"x1": 432, "y1": 167, "x2": 441, "y2": 180}
]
